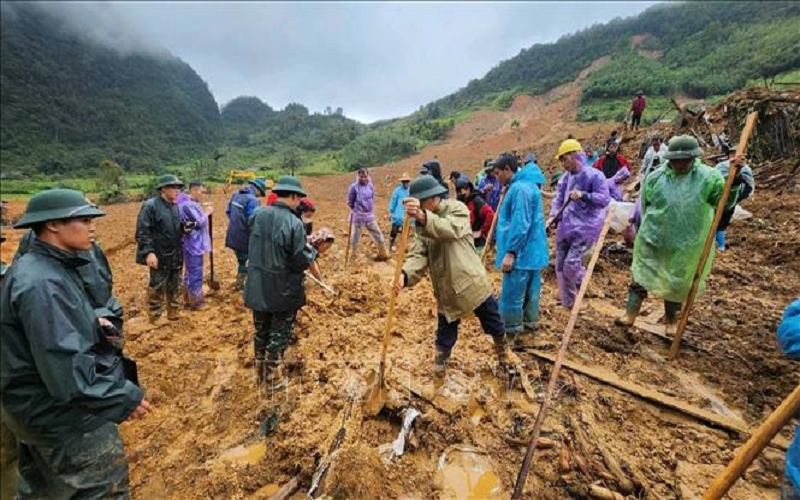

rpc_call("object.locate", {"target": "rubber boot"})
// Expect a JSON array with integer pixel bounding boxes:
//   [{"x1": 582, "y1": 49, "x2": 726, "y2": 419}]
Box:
[
  {"x1": 147, "y1": 289, "x2": 163, "y2": 324},
  {"x1": 255, "y1": 358, "x2": 268, "y2": 387},
  {"x1": 266, "y1": 359, "x2": 288, "y2": 395},
  {"x1": 234, "y1": 273, "x2": 246, "y2": 291},
  {"x1": 615, "y1": 289, "x2": 645, "y2": 327},
  {"x1": 715, "y1": 230, "x2": 726, "y2": 252},
  {"x1": 432, "y1": 348, "x2": 450, "y2": 377},
  {"x1": 167, "y1": 289, "x2": 181, "y2": 321},
  {"x1": 664, "y1": 301, "x2": 682, "y2": 337},
  {"x1": 493, "y1": 334, "x2": 511, "y2": 371}
]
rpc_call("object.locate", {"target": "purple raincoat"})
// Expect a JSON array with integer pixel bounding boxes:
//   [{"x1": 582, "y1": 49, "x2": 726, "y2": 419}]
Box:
[
  {"x1": 178, "y1": 193, "x2": 211, "y2": 256},
  {"x1": 550, "y1": 163, "x2": 611, "y2": 244},
  {"x1": 347, "y1": 175, "x2": 376, "y2": 224}
]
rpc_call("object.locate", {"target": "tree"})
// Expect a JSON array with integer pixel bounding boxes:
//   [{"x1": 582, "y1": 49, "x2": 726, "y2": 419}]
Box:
[{"x1": 280, "y1": 146, "x2": 305, "y2": 176}]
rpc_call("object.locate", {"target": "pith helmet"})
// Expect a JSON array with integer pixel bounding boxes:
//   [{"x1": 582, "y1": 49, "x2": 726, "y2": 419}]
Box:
[
  {"x1": 272, "y1": 176, "x2": 307, "y2": 196},
  {"x1": 14, "y1": 189, "x2": 105, "y2": 229},
  {"x1": 155, "y1": 174, "x2": 184, "y2": 190},
  {"x1": 663, "y1": 135, "x2": 703, "y2": 160},
  {"x1": 409, "y1": 176, "x2": 447, "y2": 201},
  {"x1": 249, "y1": 178, "x2": 267, "y2": 195}
]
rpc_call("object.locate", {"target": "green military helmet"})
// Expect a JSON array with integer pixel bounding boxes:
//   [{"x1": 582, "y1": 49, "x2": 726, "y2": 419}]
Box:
[
  {"x1": 248, "y1": 178, "x2": 268, "y2": 196},
  {"x1": 14, "y1": 189, "x2": 105, "y2": 229},
  {"x1": 155, "y1": 174, "x2": 184, "y2": 190},
  {"x1": 663, "y1": 135, "x2": 703, "y2": 160},
  {"x1": 409, "y1": 175, "x2": 448, "y2": 201},
  {"x1": 272, "y1": 175, "x2": 307, "y2": 197}
]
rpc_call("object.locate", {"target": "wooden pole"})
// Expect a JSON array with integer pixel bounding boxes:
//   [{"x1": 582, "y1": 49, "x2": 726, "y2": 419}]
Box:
[
  {"x1": 344, "y1": 214, "x2": 354, "y2": 266},
  {"x1": 480, "y1": 188, "x2": 506, "y2": 266},
  {"x1": 512, "y1": 206, "x2": 616, "y2": 499},
  {"x1": 669, "y1": 111, "x2": 759, "y2": 359},
  {"x1": 702, "y1": 384, "x2": 800, "y2": 500},
  {"x1": 378, "y1": 215, "x2": 411, "y2": 379}
]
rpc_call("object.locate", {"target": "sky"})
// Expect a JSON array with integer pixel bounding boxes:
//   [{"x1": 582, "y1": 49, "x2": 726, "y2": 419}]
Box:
[{"x1": 25, "y1": 1, "x2": 660, "y2": 123}]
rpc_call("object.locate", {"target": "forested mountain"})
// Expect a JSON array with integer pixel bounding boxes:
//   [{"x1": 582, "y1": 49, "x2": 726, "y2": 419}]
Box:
[
  {"x1": 0, "y1": 3, "x2": 220, "y2": 176},
  {"x1": 426, "y1": 1, "x2": 800, "y2": 116}
]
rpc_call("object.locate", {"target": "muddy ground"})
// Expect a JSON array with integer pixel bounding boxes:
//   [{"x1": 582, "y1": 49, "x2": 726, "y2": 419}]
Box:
[{"x1": 1, "y1": 76, "x2": 798, "y2": 499}]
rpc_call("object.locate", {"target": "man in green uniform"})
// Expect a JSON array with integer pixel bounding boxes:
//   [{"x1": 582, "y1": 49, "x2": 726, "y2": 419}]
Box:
[
  {"x1": 244, "y1": 176, "x2": 317, "y2": 389},
  {"x1": 616, "y1": 135, "x2": 737, "y2": 335},
  {"x1": 395, "y1": 176, "x2": 512, "y2": 376},
  {"x1": 1, "y1": 189, "x2": 150, "y2": 499},
  {"x1": 135, "y1": 174, "x2": 189, "y2": 322}
]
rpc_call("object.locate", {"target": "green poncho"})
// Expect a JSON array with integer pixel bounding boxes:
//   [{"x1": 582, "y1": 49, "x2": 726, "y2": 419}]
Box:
[{"x1": 632, "y1": 159, "x2": 733, "y2": 303}]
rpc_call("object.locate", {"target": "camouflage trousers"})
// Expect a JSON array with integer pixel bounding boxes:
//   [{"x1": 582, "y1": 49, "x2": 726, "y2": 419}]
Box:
[
  {"x1": 148, "y1": 267, "x2": 182, "y2": 319},
  {"x1": 253, "y1": 310, "x2": 298, "y2": 360},
  {"x1": 16, "y1": 423, "x2": 129, "y2": 500}
]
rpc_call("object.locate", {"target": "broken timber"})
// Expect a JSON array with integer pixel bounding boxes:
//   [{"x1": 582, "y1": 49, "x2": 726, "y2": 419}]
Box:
[{"x1": 526, "y1": 349, "x2": 789, "y2": 451}]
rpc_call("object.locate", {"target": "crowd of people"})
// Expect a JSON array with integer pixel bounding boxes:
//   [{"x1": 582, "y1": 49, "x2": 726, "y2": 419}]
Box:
[{"x1": 0, "y1": 126, "x2": 797, "y2": 498}]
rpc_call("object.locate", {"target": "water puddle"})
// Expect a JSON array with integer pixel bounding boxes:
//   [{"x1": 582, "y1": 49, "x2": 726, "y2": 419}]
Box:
[
  {"x1": 674, "y1": 371, "x2": 745, "y2": 423},
  {"x1": 435, "y1": 445, "x2": 505, "y2": 500},
  {"x1": 218, "y1": 441, "x2": 266, "y2": 466}
]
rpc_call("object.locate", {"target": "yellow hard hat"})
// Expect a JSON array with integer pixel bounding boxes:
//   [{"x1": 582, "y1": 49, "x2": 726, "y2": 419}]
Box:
[{"x1": 555, "y1": 139, "x2": 583, "y2": 160}]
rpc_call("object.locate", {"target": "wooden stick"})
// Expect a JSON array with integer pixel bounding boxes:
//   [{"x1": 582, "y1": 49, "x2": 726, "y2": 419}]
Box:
[
  {"x1": 512, "y1": 206, "x2": 615, "y2": 500},
  {"x1": 268, "y1": 475, "x2": 300, "y2": 500},
  {"x1": 480, "y1": 188, "x2": 506, "y2": 265},
  {"x1": 702, "y1": 384, "x2": 800, "y2": 500},
  {"x1": 378, "y1": 215, "x2": 412, "y2": 384},
  {"x1": 546, "y1": 198, "x2": 573, "y2": 233},
  {"x1": 526, "y1": 349, "x2": 789, "y2": 451},
  {"x1": 343, "y1": 215, "x2": 354, "y2": 266},
  {"x1": 669, "y1": 111, "x2": 759, "y2": 359}
]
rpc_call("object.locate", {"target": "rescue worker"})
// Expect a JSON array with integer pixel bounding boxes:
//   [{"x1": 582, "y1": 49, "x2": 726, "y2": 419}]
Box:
[
  {"x1": 297, "y1": 197, "x2": 316, "y2": 236},
  {"x1": 714, "y1": 147, "x2": 754, "y2": 252},
  {"x1": 395, "y1": 176, "x2": 512, "y2": 376},
  {"x1": 423, "y1": 160, "x2": 449, "y2": 199},
  {"x1": 474, "y1": 158, "x2": 494, "y2": 186},
  {"x1": 478, "y1": 162, "x2": 502, "y2": 211},
  {"x1": 521, "y1": 153, "x2": 546, "y2": 188},
  {"x1": 493, "y1": 154, "x2": 549, "y2": 338},
  {"x1": 777, "y1": 299, "x2": 799, "y2": 500},
  {"x1": 455, "y1": 178, "x2": 494, "y2": 253},
  {"x1": 640, "y1": 136, "x2": 668, "y2": 183},
  {"x1": 178, "y1": 181, "x2": 213, "y2": 310},
  {"x1": 1, "y1": 189, "x2": 150, "y2": 498},
  {"x1": 244, "y1": 176, "x2": 317, "y2": 388},
  {"x1": 630, "y1": 90, "x2": 647, "y2": 130},
  {"x1": 135, "y1": 174, "x2": 191, "y2": 322},
  {"x1": 616, "y1": 135, "x2": 736, "y2": 335},
  {"x1": 388, "y1": 173, "x2": 412, "y2": 251},
  {"x1": 549, "y1": 139, "x2": 611, "y2": 308},
  {"x1": 592, "y1": 141, "x2": 631, "y2": 201},
  {"x1": 347, "y1": 169, "x2": 389, "y2": 261},
  {"x1": 225, "y1": 178, "x2": 267, "y2": 289},
  {"x1": 584, "y1": 145, "x2": 599, "y2": 165}
]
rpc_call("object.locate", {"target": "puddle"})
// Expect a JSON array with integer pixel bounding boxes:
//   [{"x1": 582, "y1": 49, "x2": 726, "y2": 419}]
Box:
[
  {"x1": 435, "y1": 445, "x2": 505, "y2": 500},
  {"x1": 218, "y1": 441, "x2": 266, "y2": 466},
  {"x1": 674, "y1": 371, "x2": 746, "y2": 423}
]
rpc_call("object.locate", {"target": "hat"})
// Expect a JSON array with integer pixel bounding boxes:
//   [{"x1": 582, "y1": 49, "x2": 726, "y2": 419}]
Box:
[
  {"x1": 272, "y1": 175, "x2": 307, "y2": 196},
  {"x1": 409, "y1": 176, "x2": 448, "y2": 201},
  {"x1": 555, "y1": 139, "x2": 583, "y2": 160},
  {"x1": 419, "y1": 165, "x2": 430, "y2": 175},
  {"x1": 663, "y1": 135, "x2": 703, "y2": 160},
  {"x1": 155, "y1": 174, "x2": 184, "y2": 190},
  {"x1": 298, "y1": 197, "x2": 316, "y2": 213},
  {"x1": 14, "y1": 189, "x2": 105, "y2": 229},
  {"x1": 399, "y1": 172, "x2": 411, "y2": 182},
  {"x1": 524, "y1": 153, "x2": 537, "y2": 164},
  {"x1": 455, "y1": 177, "x2": 471, "y2": 191},
  {"x1": 249, "y1": 178, "x2": 268, "y2": 195}
]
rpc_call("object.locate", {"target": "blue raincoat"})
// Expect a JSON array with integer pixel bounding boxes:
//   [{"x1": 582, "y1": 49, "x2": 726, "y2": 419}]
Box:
[
  {"x1": 777, "y1": 299, "x2": 800, "y2": 491},
  {"x1": 225, "y1": 185, "x2": 260, "y2": 252},
  {"x1": 521, "y1": 161, "x2": 546, "y2": 189},
  {"x1": 388, "y1": 183, "x2": 410, "y2": 227}
]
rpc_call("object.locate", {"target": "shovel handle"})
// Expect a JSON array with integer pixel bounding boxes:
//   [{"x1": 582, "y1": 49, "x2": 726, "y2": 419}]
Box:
[
  {"x1": 344, "y1": 214, "x2": 354, "y2": 266},
  {"x1": 208, "y1": 213, "x2": 215, "y2": 282},
  {"x1": 378, "y1": 215, "x2": 412, "y2": 378}
]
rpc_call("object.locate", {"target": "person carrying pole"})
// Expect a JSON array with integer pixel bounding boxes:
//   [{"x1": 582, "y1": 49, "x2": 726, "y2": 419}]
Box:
[
  {"x1": 178, "y1": 181, "x2": 213, "y2": 310},
  {"x1": 714, "y1": 146, "x2": 755, "y2": 252},
  {"x1": 347, "y1": 169, "x2": 390, "y2": 261},
  {"x1": 548, "y1": 139, "x2": 611, "y2": 308},
  {"x1": 394, "y1": 176, "x2": 512, "y2": 377},
  {"x1": 615, "y1": 135, "x2": 738, "y2": 336},
  {"x1": 2, "y1": 189, "x2": 150, "y2": 498},
  {"x1": 493, "y1": 153, "x2": 549, "y2": 340},
  {"x1": 225, "y1": 178, "x2": 267, "y2": 290}
]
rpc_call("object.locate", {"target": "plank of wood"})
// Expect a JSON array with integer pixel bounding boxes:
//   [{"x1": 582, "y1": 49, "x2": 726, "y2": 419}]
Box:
[{"x1": 526, "y1": 349, "x2": 789, "y2": 451}]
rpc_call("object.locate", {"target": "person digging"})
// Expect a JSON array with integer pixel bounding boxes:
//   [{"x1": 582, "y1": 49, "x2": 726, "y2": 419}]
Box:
[
  {"x1": 615, "y1": 135, "x2": 737, "y2": 337},
  {"x1": 394, "y1": 176, "x2": 513, "y2": 377}
]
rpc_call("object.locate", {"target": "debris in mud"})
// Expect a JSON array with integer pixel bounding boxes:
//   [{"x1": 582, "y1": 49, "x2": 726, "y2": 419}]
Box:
[
  {"x1": 325, "y1": 443, "x2": 386, "y2": 500},
  {"x1": 434, "y1": 444, "x2": 504, "y2": 500}
]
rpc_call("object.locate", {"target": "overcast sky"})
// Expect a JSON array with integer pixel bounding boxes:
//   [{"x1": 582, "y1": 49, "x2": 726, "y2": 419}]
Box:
[{"x1": 32, "y1": 1, "x2": 660, "y2": 123}]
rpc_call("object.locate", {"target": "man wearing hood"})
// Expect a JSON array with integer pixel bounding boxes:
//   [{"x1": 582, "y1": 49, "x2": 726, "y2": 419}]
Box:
[
  {"x1": 478, "y1": 161, "x2": 502, "y2": 211},
  {"x1": 592, "y1": 142, "x2": 631, "y2": 202},
  {"x1": 225, "y1": 178, "x2": 267, "y2": 289},
  {"x1": 521, "y1": 153, "x2": 546, "y2": 189},
  {"x1": 455, "y1": 178, "x2": 494, "y2": 253},
  {"x1": 347, "y1": 169, "x2": 389, "y2": 261},
  {"x1": 178, "y1": 181, "x2": 213, "y2": 310}
]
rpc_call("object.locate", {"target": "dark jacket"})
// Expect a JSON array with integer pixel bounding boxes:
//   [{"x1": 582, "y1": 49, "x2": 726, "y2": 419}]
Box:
[
  {"x1": 461, "y1": 191, "x2": 494, "y2": 248},
  {"x1": 244, "y1": 202, "x2": 316, "y2": 312},
  {"x1": 135, "y1": 195, "x2": 184, "y2": 269},
  {"x1": 0, "y1": 238, "x2": 142, "y2": 444},
  {"x1": 225, "y1": 186, "x2": 260, "y2": 252}
]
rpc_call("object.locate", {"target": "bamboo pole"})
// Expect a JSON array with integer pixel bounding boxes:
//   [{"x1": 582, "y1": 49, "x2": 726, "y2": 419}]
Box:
[
  {"x1": 669, "y1": 111, "x2": 758, "y2": 359},
  {"x1": 480, "y1": 188, "x2": 506, "y2": 266},
  {"x1": 512, "y1": 206, "x2": 616, "y2": 499}
]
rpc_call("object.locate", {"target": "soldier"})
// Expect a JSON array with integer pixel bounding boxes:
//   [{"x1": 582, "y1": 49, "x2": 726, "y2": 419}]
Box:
[{"x1": 1, "y1": 189, "x2": 150, "y2": 498}]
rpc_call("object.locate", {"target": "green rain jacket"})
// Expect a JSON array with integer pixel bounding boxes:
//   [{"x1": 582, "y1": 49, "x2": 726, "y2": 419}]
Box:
[
  {"x1": 244, "y1": 202, "x2": 317, "y2": 312},
  {"x1": 403, "y1": 199, "x2": 493, "y2": 322},
  {"x1": 632, "y1": 159, "x2": 735, "y2": 303},
  {"x1": 0, "y1": 238, "x2": 142, "y2": 445},
  {"x1": 135, "y1": 195, "x2": 184, "y2": 270}
]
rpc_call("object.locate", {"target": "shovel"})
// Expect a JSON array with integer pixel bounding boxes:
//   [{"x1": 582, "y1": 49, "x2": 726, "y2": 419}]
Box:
[
  {"x1": 545, "y1": 198, "x2": 572, "y2": 236},
  {"x1": 364, "y1": 214, "x2": 412, "y2": 416},
  {"x1": 207, "y1": 213, "x2": 221, "y2": 291},
  {"x1": 304, "y1": 270, "x2": 338, "y2": 295}
]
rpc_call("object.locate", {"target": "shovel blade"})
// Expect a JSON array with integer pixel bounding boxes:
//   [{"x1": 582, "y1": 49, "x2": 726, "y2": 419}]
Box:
[{"x1": 363, "y1": 368, "x2": 386, "y2": 416}]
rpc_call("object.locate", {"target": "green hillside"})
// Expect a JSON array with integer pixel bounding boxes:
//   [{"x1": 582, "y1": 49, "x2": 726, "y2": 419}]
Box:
[{"x1": 0, "y1": 3, "x2": 221, "y2": 177}]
